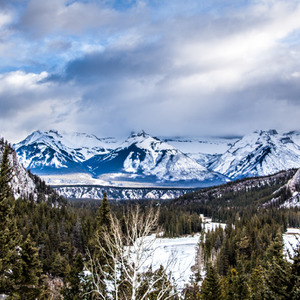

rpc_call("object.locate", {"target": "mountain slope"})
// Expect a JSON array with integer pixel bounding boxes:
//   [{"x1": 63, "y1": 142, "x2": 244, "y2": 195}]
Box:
[
  {"x1": 210, "y1": 130, "x2": 300, "y2": 180},
  {"x1": 1, "y1": 138, "x2": 67, "y2": 204},
  {"x1": 85, "y1": 131, "x2": 227, "y2": 186},
  {"x1": 53, "y1": 184, "x2": 197, "y2": 200},
  {"x1": 1, "y1": 139, "x2": 36, "y2": 199}
]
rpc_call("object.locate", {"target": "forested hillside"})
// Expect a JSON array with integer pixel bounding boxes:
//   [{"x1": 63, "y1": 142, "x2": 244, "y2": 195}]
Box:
[{"x1": 0, "y1": 139, "x2": 299, "y2": 299}]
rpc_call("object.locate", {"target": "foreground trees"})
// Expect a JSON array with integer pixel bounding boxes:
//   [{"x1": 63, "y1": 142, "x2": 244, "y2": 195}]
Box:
[{"x1": 0, "y1": 145, "x2": 48, "y2": 299}]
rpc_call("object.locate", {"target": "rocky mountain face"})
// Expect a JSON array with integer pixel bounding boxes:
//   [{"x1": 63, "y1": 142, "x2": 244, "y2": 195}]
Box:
[
  {"x1": 0, "y1": 138, "x2": 66, "y2": 204},
  {"x1": 0, "y1": 139, "x2": 36, "y2": 200},
  {"x1": 279, "y1": 168, "x2": 300, "y2": 208}
]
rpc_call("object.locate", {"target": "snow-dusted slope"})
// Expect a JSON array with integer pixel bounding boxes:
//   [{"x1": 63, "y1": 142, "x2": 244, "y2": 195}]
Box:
[
  {"x1": 14, "y1": 130, "x2": 116, "y2": 173},
  {"x1": 280, "y1": 168, "x2": 300, "y2": 208},
  {"x1": 53, "y1": 185, "x2": 196, "y2": 200},
  {"x1": 86, "y1": 131, "x2": 227, "y2": 186},
  {"x1": 0, "y1": 141, "x2": 36, "y2": 200},
  {"x1": 162, "y1": 136, "x2": 238, "y2": 155},
  {"x1": 161, "y1": 136, "x2": 238, "y2": 168},
  {"x1": 211, "y1": 130, "x2": 300, "y2": 180}
]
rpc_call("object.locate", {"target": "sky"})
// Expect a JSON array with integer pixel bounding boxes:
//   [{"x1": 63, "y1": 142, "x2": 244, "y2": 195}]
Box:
[{"x1": 0, "y1": 0, "x2": 300, "y2": 143}]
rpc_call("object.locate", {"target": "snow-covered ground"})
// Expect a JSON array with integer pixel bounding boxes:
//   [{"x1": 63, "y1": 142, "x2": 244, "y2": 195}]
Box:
[
  {"x1": 141, "y1": 221, "x2": 227, "y2": 290},
  {"x1": 145, "y1": 226, "x2": 299, "y2": 290},
  {"x1": 283, "y1": 228, "x2": 300, "y2": 261},
  {"x1": 143, "y1": 234, "x2": 200, "y2": 289}
]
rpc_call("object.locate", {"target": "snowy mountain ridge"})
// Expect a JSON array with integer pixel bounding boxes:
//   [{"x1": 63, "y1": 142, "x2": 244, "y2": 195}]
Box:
[
  {"x1": 13, "y1": 129, "x2": 300, "y2": 188},
  {"x1": 210, "y1": 130, "x2": 300, "y2": 180},
  {"x1": 83, "y1": 131, "x2": 227, "y2": 186}
]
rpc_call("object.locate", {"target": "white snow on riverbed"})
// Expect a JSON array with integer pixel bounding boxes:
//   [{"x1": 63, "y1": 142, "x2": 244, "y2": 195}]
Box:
[
  {"x1": 144, "y1": 234, "x2": 200, "y2": 289},
  {"x1": 141, "y1": 222, "x2": 226, "y2": 289},
  {"x1": 146, "y1": 226, "x2": 299, "y2": 290},
  {"x1": 283, "y1": 228, "x2": 300, "y2": 261}
]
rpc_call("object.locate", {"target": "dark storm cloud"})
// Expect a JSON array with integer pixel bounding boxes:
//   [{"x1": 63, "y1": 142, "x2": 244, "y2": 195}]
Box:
[{"x1": 63, "y1": 44, "x2": 170, "y2": 82}]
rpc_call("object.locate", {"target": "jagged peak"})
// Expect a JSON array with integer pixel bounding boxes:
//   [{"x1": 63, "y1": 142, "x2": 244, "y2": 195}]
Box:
[{"x1": 129, "y1": 130, "x2": 150, "y2": 139}]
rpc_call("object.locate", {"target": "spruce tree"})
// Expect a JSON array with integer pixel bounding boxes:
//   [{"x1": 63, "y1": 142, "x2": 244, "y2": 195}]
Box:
[
  {"x1": 201, "y1": 264, "x2": 222, "y2": 300},
  {"x1": 12, "y1": 234, "x2": 48, "y2": 299},
  {"x1": 264, "y1": 235, "x2": 292, "y2": 299},
  {"x1": 0, "y1": 145, "x2": 22, "y2": 295},
  {"x1": 290, "y1": 241, "x2": 300, "y2": 299},
  {"x1": 62, "y1": 254, "x2": 84, "y2": 300},
  {"x1": 226, "y1": 268, "x2": 250, "y2": 300},
  {"x1": 88, "y1": 192, "x2": 113, "y2": 298},
  {"x1": 96, "y1": 192, "x2": 111, "y2": 232}
]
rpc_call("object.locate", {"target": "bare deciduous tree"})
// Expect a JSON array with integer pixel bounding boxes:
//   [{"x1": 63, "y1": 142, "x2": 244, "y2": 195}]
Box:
[{"x1": 85, "y1": 205, "x2": 178, "y2": 300}]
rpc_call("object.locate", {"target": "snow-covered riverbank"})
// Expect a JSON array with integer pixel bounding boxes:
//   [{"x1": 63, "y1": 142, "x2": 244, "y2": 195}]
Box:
[
  {"x1": 147, "y1": 226, "x2": 299, "y2": 290},
  {"x1": 283, "y1": 228, "x2": 300, "y2": 261}
]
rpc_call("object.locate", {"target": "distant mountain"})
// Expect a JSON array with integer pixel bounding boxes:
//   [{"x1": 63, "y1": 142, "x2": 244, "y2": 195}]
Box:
[
  {"x1": 53, "y1": 185, "x2": 198, "y2": 200},
  {"x1": 210, "y1": 130, "x2": 300, "y2": 180},
  {"x1": 13, "y1": 129, "x2": 300, "y2": 189},
  {"x1": 14, "y1": 130, "x2": 117, "y2": 174},
  {"x1": 85, "y1": 131, "x2": 227, "y2": 186}
]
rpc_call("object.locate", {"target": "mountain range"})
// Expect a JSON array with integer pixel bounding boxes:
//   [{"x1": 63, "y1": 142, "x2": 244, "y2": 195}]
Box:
[{"x1": 13, "y1": 129, "x2": 300, "y2": 188}]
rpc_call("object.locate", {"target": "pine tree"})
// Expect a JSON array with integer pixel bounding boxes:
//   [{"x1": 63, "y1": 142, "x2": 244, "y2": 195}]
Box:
[
  {"x1": 12, "y1": 234, "x2": 49, "y2": 299},
  {"x1": 96, "y1": 192, "x2": 111, "y2": 232},
  {"x1": 0, "y1": 145, "x2": 22, "y2": 295},
  {"x1": 263, "y1": 235, "x2": 292, "y2": 299},
  {"x1": 201, "y1": 264, "x2": 222, "y2": 300}
]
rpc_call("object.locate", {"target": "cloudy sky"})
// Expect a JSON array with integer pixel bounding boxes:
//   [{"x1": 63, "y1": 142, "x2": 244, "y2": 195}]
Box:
[{"x1": 0, "y1": 0, "x2": 300, "y2": 143}]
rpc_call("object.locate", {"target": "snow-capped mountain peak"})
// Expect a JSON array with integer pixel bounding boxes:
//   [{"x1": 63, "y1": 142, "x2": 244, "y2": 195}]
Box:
[
  {"x1": 13, "y1": 130, "x2": 116, "y2": 171},
  {"x1": 122, "y1": 130, "x2": 175, "y2": 152},
  {"x1": 211, "y1": 130, "x2": 300, "y2": 180},
  {"x1": 84, "y1": 131, "x2": 227, "y2": 186}
]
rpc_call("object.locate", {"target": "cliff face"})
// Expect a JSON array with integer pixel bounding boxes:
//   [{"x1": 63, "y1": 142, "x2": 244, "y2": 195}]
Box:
[{"x1": 0, "y1": 140, "x2": 37, "y2": 200}]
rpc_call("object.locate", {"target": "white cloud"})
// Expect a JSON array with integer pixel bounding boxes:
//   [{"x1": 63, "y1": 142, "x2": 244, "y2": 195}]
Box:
[
  {"x1": 1, "y1": 0, "x2": 300, "y2": 141},
  {"x1": 0, "y1": 71, "x2": 81, "y2": 143}
]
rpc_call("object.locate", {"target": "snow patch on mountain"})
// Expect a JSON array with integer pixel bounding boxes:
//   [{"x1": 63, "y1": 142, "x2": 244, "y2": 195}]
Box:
[{"x1": 280, "y1": 168, "x2": 300, "y2": 208}]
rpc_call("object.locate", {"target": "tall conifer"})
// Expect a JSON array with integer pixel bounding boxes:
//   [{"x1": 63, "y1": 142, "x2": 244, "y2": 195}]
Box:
[
  {"x1": 201, "y1": 264, "x2": 222, "y2": 300},
  {"x1": 0, "y1": 145, "x2": 22, "y2": 294}
]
